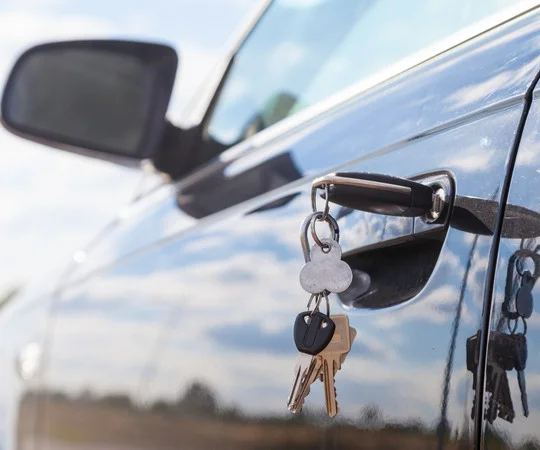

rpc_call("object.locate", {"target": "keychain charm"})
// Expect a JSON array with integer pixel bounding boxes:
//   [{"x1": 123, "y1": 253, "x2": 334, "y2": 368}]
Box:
[
  {"x1": 300, "y1": 238, "x2": 353, "y2": 294},
  {"x1": 287, "y1": 179, "x2": 355, "y2": 418}
]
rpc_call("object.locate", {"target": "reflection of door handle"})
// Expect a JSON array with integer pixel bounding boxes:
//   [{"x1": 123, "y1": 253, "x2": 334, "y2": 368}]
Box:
[
  {"x1": 452, "y1": 196, "x2": 540, "y2": 239},
  {"x1": 315, "y1": 172, "x2": 448, "y2": 221}
]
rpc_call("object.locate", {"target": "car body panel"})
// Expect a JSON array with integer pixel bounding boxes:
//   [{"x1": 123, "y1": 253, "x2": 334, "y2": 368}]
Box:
[
  {"x1": 36, "y1": 103, "x2": 521, "y2": 450},
  {"x1": 3, "y1": 4, "x2": 540, "y2": 450},
  {"x1": 0, "y1": 281, "x2": 53, "y2": 450},
  {"x1": 67, "y1": 7, "x2": 540, "y2": 284},
  {"x1": 482, "y1": 84, "x2": 540, "y2": 448},
  {"x1": 21, "y1": 8, "x2": 540, "y2": 450}
]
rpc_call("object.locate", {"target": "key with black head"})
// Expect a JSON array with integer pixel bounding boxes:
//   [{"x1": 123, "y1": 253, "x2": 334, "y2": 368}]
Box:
[
  {"x1": 466, "y1": 332, "x2": 479, "y2": 376},
  {"x1": 485, "y1": 363, "x2": 510, "y2": 423},
  {"x1": 516, "y1": 270, "x2": 535, "y2": 319},
  {"x1": 496, "y1": 368, "x2": 515, "y2": 423},
  {"x1": 486, "y1": 333, "x2": 516, "y2": 423},
  {"x1": 511, "y1": 333, "x2": 529, "y2": 417},
  {"x1": 287, "y1": 310, "x2": 335, "y2": 413},
  {"x1": 466, "y1": 332, "x2": 480, "y2": 420}
]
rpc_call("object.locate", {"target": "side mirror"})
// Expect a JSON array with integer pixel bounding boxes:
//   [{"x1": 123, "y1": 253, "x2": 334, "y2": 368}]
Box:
[{"x1": 1, "y1": 40, "x2": 177, "y2": 163}]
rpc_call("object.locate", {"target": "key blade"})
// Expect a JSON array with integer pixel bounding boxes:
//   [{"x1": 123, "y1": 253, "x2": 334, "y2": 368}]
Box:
[
  {"x1": 517, "y1": 371, "x2": 529, "y2": 417},
  {"x1": 287, "y1": 353, "x2": 312, "y2": 409},
  {"x1": 289, "y1": 355, "x2": 322, "y2": 413},
  {"x1": 322, "y1": 358, "x2": 338, "y2": 418},
  {"x1": 318, "y1": 317, "x2": 355, "y2": 416}
]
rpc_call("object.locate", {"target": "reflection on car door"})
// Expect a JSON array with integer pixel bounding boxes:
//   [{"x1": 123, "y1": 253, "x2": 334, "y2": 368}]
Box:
[
  {"x1": 31, "y1": 9, "x2": 540, "y2": 450},
  {"x1": 481, "y1": 74, "x2": 540, "y2": 448}
]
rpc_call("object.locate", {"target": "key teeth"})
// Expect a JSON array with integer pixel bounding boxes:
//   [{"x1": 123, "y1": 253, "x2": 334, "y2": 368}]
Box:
[
  {"x1": 289, "y1": 385, "x2": 311, "y2": 414},
  {"x1": 333, "y1": 386, "x2": 339, "y2": 418}
]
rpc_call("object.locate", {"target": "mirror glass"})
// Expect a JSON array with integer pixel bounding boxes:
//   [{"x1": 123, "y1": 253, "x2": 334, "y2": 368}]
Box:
[{"x1": 3, "y1": 45, "x2": 163, "y2": 157}]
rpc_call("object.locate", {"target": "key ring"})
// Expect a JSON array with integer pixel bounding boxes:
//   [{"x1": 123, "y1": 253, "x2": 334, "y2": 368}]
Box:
[
  {"x1": 310, "y1": 216, "x2": 337, "y2": 250},
  {"x1": 307, "y1": 291, "x2": 330, "y2": 317},
  {"x1": 311, "y1": 184, "x2": 330, "y2": 221},
  {"x1": 300, "y1": 211, "x2": 340, "y2": 262},
  {"x1": 515, "y1": 249, "x2": 540, "y2": 278},
  {"x1": 507, "y1": 316, "x2": 527, "y2": 335}
]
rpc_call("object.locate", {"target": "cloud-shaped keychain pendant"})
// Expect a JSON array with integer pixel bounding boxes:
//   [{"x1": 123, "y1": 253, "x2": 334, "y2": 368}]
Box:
[{"x1": 300, "y1": 238, "x2": 353, "y2": 294}]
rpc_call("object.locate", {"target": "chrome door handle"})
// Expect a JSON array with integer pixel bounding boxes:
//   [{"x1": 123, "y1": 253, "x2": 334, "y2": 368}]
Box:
[
  {"x1": 311, "y1": 172, "x2": 453, "y2": 311},
  {"x1": 314, "y1": 172, "x2": 449, "y2": 222}
]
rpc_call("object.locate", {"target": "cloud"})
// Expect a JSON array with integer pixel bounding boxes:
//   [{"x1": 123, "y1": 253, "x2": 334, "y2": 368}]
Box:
[
  {"x1": 166, "y1": 41, "x2": 223, "y2": 122},
  {"x1": 0, "y1": 0, "x2": 253, "y2": 294}
]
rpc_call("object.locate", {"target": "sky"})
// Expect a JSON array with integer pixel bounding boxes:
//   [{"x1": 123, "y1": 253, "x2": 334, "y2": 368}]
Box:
[
  {"x1": 1, "y1": 1, "x2": 540, "y2": 444},
  {"x1": 0, "y1": 0, "x2": 259, "y2": 296},
  {"x1": 0, "y1": 0, "x2": 527, "y2": 298}
]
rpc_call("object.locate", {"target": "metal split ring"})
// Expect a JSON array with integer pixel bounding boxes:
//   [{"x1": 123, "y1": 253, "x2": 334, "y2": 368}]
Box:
[
  {"x1": 300, "y1": 211, "x2": 340, "y2": 262},
  {"x1": 507, "y1": 316, "x2": 527, "y2": 335},
  {"x1": 310, "y1": 216, "x2": 335, "y2": 250},
  {"x1": 311, "y1": 184, "x2": 330, "y2": 221},
  {"x1": 307, "y1": 291, "x2": 330, "y2": 316},
  {"x1": 515, "y1": 249, "x2": 540, "y2": 278}
]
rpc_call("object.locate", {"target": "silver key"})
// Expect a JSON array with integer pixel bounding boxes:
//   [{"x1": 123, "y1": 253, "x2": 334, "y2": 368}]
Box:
[
  {"x1": 290, "y1": 316, "x2": 355, "y2": 416},
  {"x1": 299, "y1": 238, "x2": 353, "y2": 294},
  {"x1": 288, "y1": 310, "x2": 336, "y2": 412},
  {"x1": 288, "y1": 353, "x2": 321, "y2": 413}
]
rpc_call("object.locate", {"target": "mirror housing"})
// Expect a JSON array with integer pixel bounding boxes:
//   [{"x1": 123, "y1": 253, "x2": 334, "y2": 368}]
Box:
[{"x1": 1, "y1": 40, "x2": 178, "y2": 163}]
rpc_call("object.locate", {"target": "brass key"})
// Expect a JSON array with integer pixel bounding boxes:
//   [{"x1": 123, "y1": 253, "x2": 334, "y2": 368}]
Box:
[
  {"x1": 318, "y1": 314, "x2": 354, "y2": 417},
  {"x1": 290, "y1": 326, "x2": 356, "y2": 413},
  {"x1": 319, "y1": 326, "x2": 356, "y2": 381}
]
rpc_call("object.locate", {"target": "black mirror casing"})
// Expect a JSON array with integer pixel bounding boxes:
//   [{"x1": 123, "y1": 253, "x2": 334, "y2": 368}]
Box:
[{"x1": 1, "y1": 40, "x2": 178, "y2": 163}]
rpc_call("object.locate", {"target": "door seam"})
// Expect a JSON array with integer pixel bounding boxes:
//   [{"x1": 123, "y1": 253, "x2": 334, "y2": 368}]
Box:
[{"x1": 474, "y1": 69, "x2": 540, "y2": 449}]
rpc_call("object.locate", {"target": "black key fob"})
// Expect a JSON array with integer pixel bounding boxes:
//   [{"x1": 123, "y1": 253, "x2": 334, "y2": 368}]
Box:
[{"x1": 294, "y1": 311, "x2": 335, "y2": 355}]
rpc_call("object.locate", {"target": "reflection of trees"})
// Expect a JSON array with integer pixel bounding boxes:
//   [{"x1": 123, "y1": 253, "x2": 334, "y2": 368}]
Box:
[
  {"x1": 176, "y1": 381, "x2": 217, "y2": 416},
  {"x1": 17, "y1": 380, "x2": 521, "y2": 449},
  {"x1": 358, "y1": 404, "x2": 383, "y2": 429},
  {"x1": 17, "y1": 381, "x2": 488, "y2": 450}
]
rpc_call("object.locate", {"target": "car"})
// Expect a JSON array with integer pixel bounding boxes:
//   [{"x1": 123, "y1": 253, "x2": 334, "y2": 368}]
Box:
[{"x1": 2, "y1": 0, "x2": 540, "y2": 449}]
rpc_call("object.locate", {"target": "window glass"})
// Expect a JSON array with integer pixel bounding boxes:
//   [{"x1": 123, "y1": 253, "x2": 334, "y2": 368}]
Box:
[{"x1": 205, "y1": 0, "x2": 519, "y2": 148}]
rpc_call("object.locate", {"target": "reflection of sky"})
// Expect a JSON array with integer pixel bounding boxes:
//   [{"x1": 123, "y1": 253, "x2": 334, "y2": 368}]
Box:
[
  {"x1": 2, "y1": 1, "x2": 540, "y2": 447},
  {"x1": 0, "y1": 0, "x2": 254, "y2": 294},
  {"x1": 208, "y1": 0, "x2": 520, "y2": 145},
  {"x1": 47, "y1": 89, "x2": 524, "y2": 442},
  {"x1": 484, "y1": 95, "x2": 540, "y2": 444}
]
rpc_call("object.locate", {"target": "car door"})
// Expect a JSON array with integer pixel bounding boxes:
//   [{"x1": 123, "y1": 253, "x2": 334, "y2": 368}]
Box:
[
  {"x1": 481, "y1": 68, "x2": 540, "y2": 447},
  {"x1": 31, "y1": 3, "x2": 540, "y2": 450}
]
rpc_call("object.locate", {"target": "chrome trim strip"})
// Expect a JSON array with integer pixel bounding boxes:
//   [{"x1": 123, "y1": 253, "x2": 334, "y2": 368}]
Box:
[{"x1": 313, "y1": 174, "x2": 411, "y2": 195}]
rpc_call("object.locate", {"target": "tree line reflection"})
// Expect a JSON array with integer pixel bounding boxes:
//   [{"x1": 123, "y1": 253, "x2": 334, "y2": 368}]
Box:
[{"x1": 17, "y1": 380, "x2": 540, "y2": 450}]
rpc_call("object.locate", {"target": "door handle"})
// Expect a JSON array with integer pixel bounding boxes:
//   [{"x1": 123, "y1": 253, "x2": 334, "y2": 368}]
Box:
[
  {"x1": 314, "y1": 172, "x2": 448, "y2": 222},
  {"x1": 311, "y1": 172, "x2": 453, "y2": 310}
]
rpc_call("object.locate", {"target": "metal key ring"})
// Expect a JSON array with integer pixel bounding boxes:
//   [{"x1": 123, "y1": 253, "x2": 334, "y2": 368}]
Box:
[
  {"x1": 507, "y1": 317, "x2": 519, "y2": 334},
  {"x1": 311, "y1": 184, "x2": 330, "y2": 221},
  {"x1": 307, "y1": 291, "x2": 330, "y2": 316},
  {"x1": 515, "y1": 249, "x2": 540, "y2": 278},
  {"x1": 310, "y1": 214, "x2": 338, "y2": 250},
  {"x1": 300, "y1": 211, "x2": 340, "y2": 262},
  {"x1": 507, "y1": 316, "x2": 527, "y2": 335}
]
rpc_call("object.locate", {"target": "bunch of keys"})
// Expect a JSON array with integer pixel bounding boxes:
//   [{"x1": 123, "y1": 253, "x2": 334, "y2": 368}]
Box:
[
  {"x1": 467, "y1": 247, "x2": 539, "y2": 424},
  {"x1": 287, "y1": 185, "x2": 355, "y2": 418}
]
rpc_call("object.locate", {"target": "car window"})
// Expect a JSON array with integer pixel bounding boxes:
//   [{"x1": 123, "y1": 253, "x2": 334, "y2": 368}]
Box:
[{"x1": 204, "y1": 0, "x2": 521, "y2": 149}]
